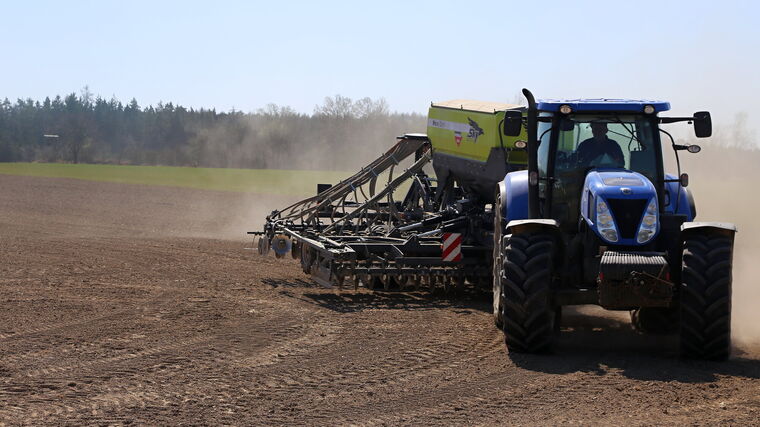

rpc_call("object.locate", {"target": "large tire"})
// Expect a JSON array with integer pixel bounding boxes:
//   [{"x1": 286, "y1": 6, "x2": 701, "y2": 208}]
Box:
[
  {"x1": 679, "y1": 232, "x2": 733, "y2": 360},
  {"x1": 500, "y1": 232, "x2": 556, "y2": 353},
  {"x1": 492, "y1": 190, "x2": 505, "y2": 328}
]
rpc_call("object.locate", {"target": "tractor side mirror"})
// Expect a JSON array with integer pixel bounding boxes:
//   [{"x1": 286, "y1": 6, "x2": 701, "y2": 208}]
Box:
[
  {"x1": 503, "y1": 110, "x2": 523, "y2": 136},
  {"x1": 693, "y1": 111, "x2": 712, "y2": 138},
  {"x1": 674, "y1": 144, "x2": 701, "y2": 153}
]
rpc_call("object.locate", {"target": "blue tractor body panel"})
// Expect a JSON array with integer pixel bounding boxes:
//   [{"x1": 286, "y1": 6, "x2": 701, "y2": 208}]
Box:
[
  {"x1": 501, "y1": 168, "x2": 664, "y2": 246},
  {"x1": 537, "y1": 99, "x2": 671, "y2": 113},
  {"x1": 500, "y1": 170, "x2": 529, "y2": 222},
  {"x1": 581, "y1": 170, "x2": 659, "y2": 246},
  {"x1": 663, "y1": 173, "x2": 696, "y2": 220}
]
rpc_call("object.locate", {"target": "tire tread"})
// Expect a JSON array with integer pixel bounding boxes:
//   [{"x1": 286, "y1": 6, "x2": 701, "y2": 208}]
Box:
[
  {"x1": 500, "y1": 231, "x2": 555, "y2": 353},
  {"x1": 679, "y1": 232, "x2": 733, "y2": 360}
]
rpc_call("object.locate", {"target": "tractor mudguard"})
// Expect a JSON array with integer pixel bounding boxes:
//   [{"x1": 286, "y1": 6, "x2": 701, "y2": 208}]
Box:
[
  {"x1": 681, "y1": 222, "x2": 737, "y2": 238},
  {"x1": 505, "y1": 219, "x2": 561, "y2": 236}
]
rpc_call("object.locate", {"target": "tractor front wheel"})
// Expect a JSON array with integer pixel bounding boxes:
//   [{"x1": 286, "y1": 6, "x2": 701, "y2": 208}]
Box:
[
  {"x1": 500, "y1": 231, "x2": 556, "y2": 354},
  {"x1": 679, "y1": 232, "x2": 733, "y2": 360}
]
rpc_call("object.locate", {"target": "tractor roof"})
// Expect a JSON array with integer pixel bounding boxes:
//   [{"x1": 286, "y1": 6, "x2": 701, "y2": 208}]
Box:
[{"x1": 537, "y1": 99, "x2": 671, "y2": 113}]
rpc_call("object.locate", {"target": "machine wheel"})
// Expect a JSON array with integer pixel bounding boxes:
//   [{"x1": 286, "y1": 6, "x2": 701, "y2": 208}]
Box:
[
  {"x1": 412, "y1": 275, "x2": 422, "y2": 290},
  {"x1": 257, "y1": 236, "x2": 271, "y2": 256},
  {"x1": 492, "y1": 190, "x2": 505, "y2": 328},
  {"x1": 442, "y1": 275, "x2": 453, "y2": 294},
  {"x1": 397, "y1": 275, "x2": 411, "y2": 290},
  {"x1": 427, "y1": 275, "x2": 437, "y2": 293},
  {"x1": 291, "y1": 241, "x2": 302, "y2": 259},
  {"x1": 381, "y1": 274, "x2": 399, "y2": 291},
  {"x1": 300, "y1": 246, "x2": 314, "y2": 274},
  {"x1": 363, "y1": 275, "x2": 382, "y2": 290},
  {"x1": 679, "y1": 232, "x2": 733, "y2": 360},
  {"x1": 334, "y1": 272, "x2": 345, "y2": 290},
  {"x1": 500, "y1": 231, "x2": 556, "y2": 354},
  {"x1": 631, "y1": 307, "x2": 678, "y2": 335}
]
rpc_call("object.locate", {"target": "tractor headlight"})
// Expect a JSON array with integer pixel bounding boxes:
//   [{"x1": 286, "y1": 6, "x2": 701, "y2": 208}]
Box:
[
  {"x1": 596, "y1": 197, "x2": 618, "y2": 243},
  {"x1": 636, "y1": 199, "x2": 659, "y2": 243},
  {"x1": 601, "y1": 229, "x2": 619, "y2": 242},
  {"x1": 637, "y1": 229, "x2": 655, "y2": 243},
  {"x1": 598, "y1": 213, "x2": 614, "y2": 227}
]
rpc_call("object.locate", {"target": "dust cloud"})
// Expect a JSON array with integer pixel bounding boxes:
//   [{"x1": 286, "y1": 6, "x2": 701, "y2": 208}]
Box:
[{"x1": 186, "y1": 100, "x2": 425, "y2": 172}]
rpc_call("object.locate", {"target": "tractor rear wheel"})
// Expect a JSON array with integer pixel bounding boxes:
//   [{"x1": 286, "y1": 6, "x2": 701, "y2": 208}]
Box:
[
  {"x1": 500, "y1": 231, "x2": 556, "y2": 354},
  {"x1": 631, "y1": 307, "x2": 678, "y2": 335},
  {"x1": 679, "y1": 232, "x2": 733, "y2": 360}
]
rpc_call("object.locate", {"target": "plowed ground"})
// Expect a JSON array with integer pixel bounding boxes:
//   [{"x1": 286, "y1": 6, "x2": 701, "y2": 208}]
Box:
[{"x1": 1, "y1": 175, "x2": 759, "y2": 425}]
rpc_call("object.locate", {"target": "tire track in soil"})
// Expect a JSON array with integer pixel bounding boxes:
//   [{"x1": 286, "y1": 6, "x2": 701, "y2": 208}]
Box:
[
  {"x1": 328, "y1": 367, "x2": 612, "y2": 425},
  {"x1": 19, "y1": 335, "x2": 212, "y2": 378},
  {"x1": 0, "y1": 289, "x2": 173, "y2": 342},
  {"x1": 0, "y1": 311, "x2": 337, "y2": 422},
  {"x1": 4, "y1": 310, "x2": 496, "y2": 423},
  {"x1": 58, "y1": 318, "x2": 502, "y2": 426},
  {"x1": 249, "y1": 322, "x2": 504, "y2": 403},
  {"x1": 0, "y1": 288, "x2": 180, "y2": 372},
  {"x1": 0, "y1": 283, "x2": 261, "y2": 371}
]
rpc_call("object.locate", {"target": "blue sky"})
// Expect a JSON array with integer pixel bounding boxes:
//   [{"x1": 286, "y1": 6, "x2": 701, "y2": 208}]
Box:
[{"x1": 1, "y1": 0, "x2": 758, "y2": 131}]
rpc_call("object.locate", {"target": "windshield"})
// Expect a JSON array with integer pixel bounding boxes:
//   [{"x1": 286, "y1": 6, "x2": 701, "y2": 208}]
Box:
[
  {"x1": 538, "y1": 114, "x2": 660, "y2": 229},
  {"x1": 556, "y1": 115, "x2": 658, "y2": 182}
]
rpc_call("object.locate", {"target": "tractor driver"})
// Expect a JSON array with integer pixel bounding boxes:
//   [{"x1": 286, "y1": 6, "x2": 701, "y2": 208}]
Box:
[{"x1": 576, "y1": 122, "x2": 624, "y2": 167}]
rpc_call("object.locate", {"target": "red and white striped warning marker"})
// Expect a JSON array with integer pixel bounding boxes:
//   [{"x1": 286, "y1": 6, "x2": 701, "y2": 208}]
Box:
[{"x1": 441, "y1": 232, "x2": 462, "y2": 262}]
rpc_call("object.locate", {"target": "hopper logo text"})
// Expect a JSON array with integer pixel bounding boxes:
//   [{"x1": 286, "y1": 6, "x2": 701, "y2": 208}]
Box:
[{"x1": 467, "y1": 118, "x2": 484, "y2": 143}]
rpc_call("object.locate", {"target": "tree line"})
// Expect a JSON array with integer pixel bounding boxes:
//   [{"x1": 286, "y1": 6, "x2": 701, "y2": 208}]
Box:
[{"x1": 0, "y1": 89, "x2": 426, "y2": 170}]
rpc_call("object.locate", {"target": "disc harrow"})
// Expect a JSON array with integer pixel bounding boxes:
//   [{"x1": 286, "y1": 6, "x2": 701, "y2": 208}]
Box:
[{"x1": 251, "y1": 134, "x2": 492, "y2": 292}]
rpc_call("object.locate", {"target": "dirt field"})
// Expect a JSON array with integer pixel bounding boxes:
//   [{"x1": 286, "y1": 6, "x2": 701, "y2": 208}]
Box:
[{"x1": 1, "y1": 175, "x2": 759, "y2": 426}]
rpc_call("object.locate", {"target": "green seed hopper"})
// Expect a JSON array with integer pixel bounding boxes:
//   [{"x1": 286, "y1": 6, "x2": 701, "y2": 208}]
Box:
[{"x1": 427, "y1": 100, "x2": 527, "y2": 201}]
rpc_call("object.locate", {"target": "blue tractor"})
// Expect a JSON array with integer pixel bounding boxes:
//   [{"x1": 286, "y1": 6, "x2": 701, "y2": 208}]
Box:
[
  {"x1": 494, "y1": 89, "x2": 736, "y2": 359},
  {"x1": 255, "y1": 89, "x2": 736, "y2": 360}
]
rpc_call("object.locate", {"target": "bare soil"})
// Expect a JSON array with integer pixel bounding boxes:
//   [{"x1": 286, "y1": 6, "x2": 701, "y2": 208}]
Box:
[{"x1": 1, "y1": 175, "x2": 759, "y2": 426}]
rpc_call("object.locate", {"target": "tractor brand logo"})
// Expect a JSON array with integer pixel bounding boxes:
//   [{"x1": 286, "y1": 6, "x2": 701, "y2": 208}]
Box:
[
  {"x1": 467, "y1": 118, "x2": 484, "y2": 143},
  {"x1": 620, "y1": 187, "x2": 632, "y2": 195},
  {"x1": 454, "y1": 131, "x2": 462, "y2": 146}
]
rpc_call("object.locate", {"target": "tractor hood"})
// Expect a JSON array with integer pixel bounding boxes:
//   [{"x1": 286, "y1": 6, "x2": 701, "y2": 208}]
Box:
[{"x1": 581, "y1": 170, "x2": 659, "y2": 246}]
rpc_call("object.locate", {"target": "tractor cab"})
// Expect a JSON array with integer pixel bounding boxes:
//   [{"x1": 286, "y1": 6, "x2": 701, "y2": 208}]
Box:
[
  {"x1": 502, "y1": 96, "x2": 709, "y2": 248},
  {"x1": 532, "y1": 101, "x2": 669, "y2": 238}
]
